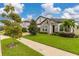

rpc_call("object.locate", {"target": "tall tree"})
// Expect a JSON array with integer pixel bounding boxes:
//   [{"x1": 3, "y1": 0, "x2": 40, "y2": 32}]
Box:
[
  {"x1": 28, "y1": 19, "x2": 37, "y2": 35},
  {"x1": 0, "y1": 4, "x2": 22, "y2": 48}
]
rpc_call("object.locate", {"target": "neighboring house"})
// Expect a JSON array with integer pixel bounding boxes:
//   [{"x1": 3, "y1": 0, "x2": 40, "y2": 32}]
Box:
[
  {"x1": 20, "y1": 20, "x2": 30, "y2": 30},
  {"x1": 36, "y1": 16, "x2": 79, "y2": 34}
]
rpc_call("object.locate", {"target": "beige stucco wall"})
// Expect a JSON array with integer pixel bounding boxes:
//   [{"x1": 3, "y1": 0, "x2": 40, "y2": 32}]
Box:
[
  {"x1": 40, "y1": 19, "x2": 59, "y2": 34},
  {"x1": 40, "y1": 19, "x2": 79, "y2": 35},
  {"x1": 74, "y1": 23, "x2": 79, "y2": 35},
  {"x1": 40, "y1": 19, "x2": 51, "y2": 33}
]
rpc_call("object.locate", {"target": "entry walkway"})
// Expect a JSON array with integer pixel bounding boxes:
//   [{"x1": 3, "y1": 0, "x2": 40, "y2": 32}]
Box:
[{"x1": 17, "y1": 38, "x2": 77, "y2": 56}]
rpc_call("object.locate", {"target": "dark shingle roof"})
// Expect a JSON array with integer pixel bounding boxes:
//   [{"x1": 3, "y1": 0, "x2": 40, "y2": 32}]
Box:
[{"x1": 36, "y1": 16, "x2": 64, "y2": 25}]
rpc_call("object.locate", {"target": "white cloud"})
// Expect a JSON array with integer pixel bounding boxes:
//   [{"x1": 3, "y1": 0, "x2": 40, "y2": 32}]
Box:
[
  {"x1": 27, "y1": 15, "x2": 33, "y2": 19},
  {"x1": 26, "y1": 15, "x2": 33, "y2": 21},
  {"x1": 4, "y1": 3, "x2": 24, "y2": 14},
  {"x1": 61, "y1": 7, "x2": 76, "y2": 19},
  {"x1": 21, "y1": 18, "x2": 25, "y2": 21},
  {"x1": 74, "y1": 5, "x2": 79, "y2": 11},
  {"x1": 61, "y1": 5, "x2": 79, "y2": 21},
  {"x1": 46, "y1": 15, "x2": 53, "y2": 18},
  {"x1": 41, "y1": 3, "x2": 53, "y2": 9},
  {"x1": 0, "y1": 3, "x2": 24, "y2": 16},
  {"x1": 21, "y1": 15, "x2": 33, "y2": 21},
  {"x1": 0, "y1": 8, "x2": 4, "y2": 14},
  {"x1": 64, "y1": 8, "x2": 76, "y2": 14},
  {"x1": 41, "y1": 4, "x2": 79, "y2": 20},
  {"x1": 61, "y1": 12, "x2": 72, "y2": 19},
  {"x1": 41, "y1": 3, "x2": 61, "y2": 17}
]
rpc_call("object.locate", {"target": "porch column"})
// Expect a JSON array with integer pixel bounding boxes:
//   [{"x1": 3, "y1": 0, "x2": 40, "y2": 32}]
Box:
[
  {"x1": 74, "y1": 25, "x2": 77, "y2": 33},
  {"x1": 57, "y1": 24, "x2": 60, "y2": 32},
  {"x1": 40, "y1": 25, "x2": 43, "y2": 32},
  {"x1": 70, "y1": 27, "x2": 73, "y2": 33},
  {"x1": 49, "y1": 24, "x2": 52, "y2": 34}
]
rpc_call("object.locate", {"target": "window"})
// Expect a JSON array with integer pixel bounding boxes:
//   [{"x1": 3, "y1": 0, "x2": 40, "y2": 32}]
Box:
[
  {"x1": 42, "y1": 25, "x2": 48, "y2": 32},
  {"x1": 43, "y1": 28, "x2": 44, "y2": 31},
  {"x1": 45, "y1": 28, "x2": 47, "y2": 31},
  {"x1": 60, "y1": 25, "x2": 63, "y2": 31}
]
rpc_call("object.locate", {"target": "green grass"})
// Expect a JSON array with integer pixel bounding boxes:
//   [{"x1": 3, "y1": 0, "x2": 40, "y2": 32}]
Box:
[
  {"x1": 1, "y1": 38, "x2": 43, "y2": 56},
  {"x1": 24, "y1": 34, "x2": 79, "y2": 55},
  {"x1": 0, "y1": 31, "x2": 5, "y2": 35}
]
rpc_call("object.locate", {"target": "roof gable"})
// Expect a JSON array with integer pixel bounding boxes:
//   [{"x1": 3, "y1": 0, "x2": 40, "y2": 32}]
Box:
[{"x1": 36, "y1": 16, "x2": 62, "y2": 25}]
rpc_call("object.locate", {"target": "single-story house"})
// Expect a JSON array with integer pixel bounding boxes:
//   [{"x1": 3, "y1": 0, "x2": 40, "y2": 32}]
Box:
[{"x1": 36, "y1": 16, "x2": 79, "y2": 34}]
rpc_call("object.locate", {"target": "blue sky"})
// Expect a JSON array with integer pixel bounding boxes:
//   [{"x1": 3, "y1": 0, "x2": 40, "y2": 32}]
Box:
[
  {"x1": 54, "y1": 3, "x2": 79, "y2": 10},
  {"x1": 20, "y1": 3, "x2": 43, "y2": 19},
  {"x1": 0, "y1": 3, "x2": 79, "y2": 21}
]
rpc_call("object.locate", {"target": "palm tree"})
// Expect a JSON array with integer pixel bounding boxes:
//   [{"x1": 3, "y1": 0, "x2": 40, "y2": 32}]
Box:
[{"x1": 62, "y1": 19, "x2": 75, "y2": 32}]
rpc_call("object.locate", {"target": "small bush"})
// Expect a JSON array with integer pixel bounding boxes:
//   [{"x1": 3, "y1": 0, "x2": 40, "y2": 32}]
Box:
[
  {"x1": 22, "y1": 28, "x2": 27, "y2": 32},
  {"x1": 28, "y1": 20, "x2": 37, "y2": 35},
  {"x1": 4, "y1": 24, "x2": 22, "y2": 38},
  {"x1": 58, "y1": 32, "x2": 76, "y2": 38},
  {"x1": 0, "y1": 26, "x2": 4, "y2": 31},
  {"x1": 52, "y1": 32, "x2": 59, "y2": 36},
  {"x1": 74, "y1": 35, "x2": 79, "y2": 38},
  {"x1": 39, "y1": 32, "x2": 48, "y2": 34}
]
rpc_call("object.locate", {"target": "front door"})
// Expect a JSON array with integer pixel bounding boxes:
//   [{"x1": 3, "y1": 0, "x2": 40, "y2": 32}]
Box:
[{"x1": 52, "y1": 25, "x2": 55, "y2": 33}]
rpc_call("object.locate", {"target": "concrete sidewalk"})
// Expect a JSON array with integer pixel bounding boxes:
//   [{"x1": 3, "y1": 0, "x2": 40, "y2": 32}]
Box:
[
  {"x1": 17, "y1": 38, "x2": 77, "y2": 56},
  {"x1": 0, "y1": 35, "x2": 10, "y2": 40},
  {"x1": 22, "y1": 33, "x2": 30, "y2": 36}
]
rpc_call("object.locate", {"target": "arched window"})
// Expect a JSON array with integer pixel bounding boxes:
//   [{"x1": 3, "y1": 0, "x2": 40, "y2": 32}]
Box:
[
  {"x1": 42, "y1": 25, "x2": 48, "y2": 32},
  {"x1": 60, "y1": 24, "x2": 63, "y2": 31}
]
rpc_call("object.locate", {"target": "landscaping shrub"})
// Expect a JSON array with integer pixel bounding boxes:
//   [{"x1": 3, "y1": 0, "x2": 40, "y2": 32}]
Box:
[
  {"x1": 0, "y1": 26, "x2": 4, "y2": 31},
  {"x1": 28, "y1": 20, "x2": 37, "y2": 35},
  {"x1": 4, "y1": 25, "x2": 22, "y2": 38},
  {"x1": 39, "y1": 32, "x2": 48, "y2": 34},
  {"x1": 22, "y1": 28, "x2": 27, "y2": 32},
  {"x1": 74, "y1": 35, "x2": 79, "y2": 38},
  {"x1": 58, "y1": 32, "x2": 76, "y2": 38},
  {"x1": 52, "y1": 32, "x2": 59, "y2": 36}
]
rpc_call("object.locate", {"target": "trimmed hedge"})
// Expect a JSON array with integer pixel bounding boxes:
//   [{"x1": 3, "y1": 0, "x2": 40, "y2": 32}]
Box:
[
  {"x1": 39, "y1": 32, "x2": 48, "y2": 34},
  {"x1": 52, "y1": 32, "x2": 79, "y2": 38},
  {"x1": 58, "y1": 32, "x2": 75, "y2": 38}
]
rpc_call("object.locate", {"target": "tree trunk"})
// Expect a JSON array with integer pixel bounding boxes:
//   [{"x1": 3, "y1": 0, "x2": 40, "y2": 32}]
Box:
[{"x1": 8, "y1": 38, "x2": 16, "y2": 48}]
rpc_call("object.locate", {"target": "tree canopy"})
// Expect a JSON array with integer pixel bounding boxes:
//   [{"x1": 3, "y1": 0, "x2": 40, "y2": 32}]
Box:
[
  {"x1": 0, "y1": 4, "x2": 22, "y2": 39},
  {"x1": 62, "y1": 19, "x2": 75, "y2": 32},
  {"x1": 28, "y1": 19, "x2": 37, "y2": 35}
]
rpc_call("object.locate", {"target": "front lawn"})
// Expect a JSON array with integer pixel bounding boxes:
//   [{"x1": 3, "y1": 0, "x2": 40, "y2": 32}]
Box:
[
  {"x1": 24, "y1": 34, "x2": 79, "y2": 55},
  {"x1": 1, "y1": 38, "x2": 42, "y2": 56},
  {"x1": 0, "y1": 31, "x2": 5, "y2": 35}
]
